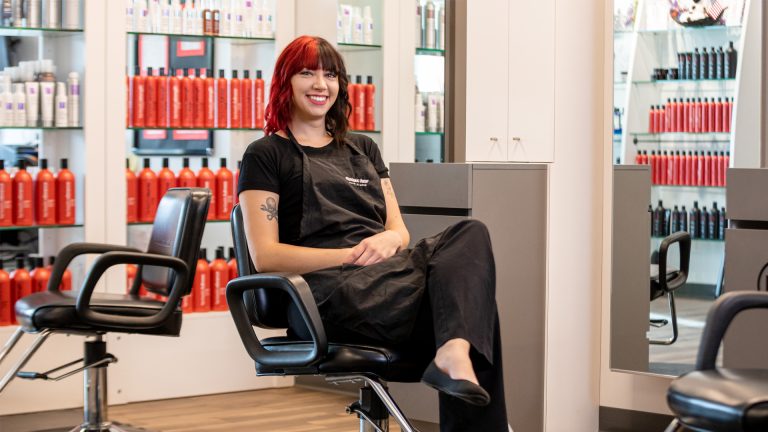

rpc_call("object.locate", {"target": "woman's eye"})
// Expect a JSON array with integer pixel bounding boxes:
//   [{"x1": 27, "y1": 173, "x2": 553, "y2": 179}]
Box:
[
  {"x1": 300, "y1": 70, "x2": 312, "y2": 76},
  {"x1": 325, "y1": 72, "x2": 337, "y2": 79}
]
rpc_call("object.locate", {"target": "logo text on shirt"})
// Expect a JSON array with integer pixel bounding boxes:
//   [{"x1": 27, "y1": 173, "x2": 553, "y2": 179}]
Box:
[{"x1": 345, "y1": 176, "x2": 370, "y2": 187}]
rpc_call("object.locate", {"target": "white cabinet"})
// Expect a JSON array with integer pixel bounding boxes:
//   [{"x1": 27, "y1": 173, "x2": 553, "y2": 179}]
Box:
[{"x1": 461, "y1": 0, "x2": 554, "y2": 163}]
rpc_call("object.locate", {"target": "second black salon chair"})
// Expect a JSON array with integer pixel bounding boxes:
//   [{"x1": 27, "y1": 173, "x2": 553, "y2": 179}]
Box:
[
  {"x1": 0, "y1": 188, "x2": 210, "y2": 432},
  {"x1": 227, "y1": 204, "x2": 430, "y2": 432},
  {"x1": 649, "y1": 231, "x2": 691, "y2": 345}
]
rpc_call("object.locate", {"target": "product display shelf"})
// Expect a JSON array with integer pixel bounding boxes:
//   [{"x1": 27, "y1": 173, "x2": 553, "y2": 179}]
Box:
[
  {"x1": 128, "y1": 127, "x2": 264, "y2": 132},
  {"x1": 416, "y1": 131, "x2": 443, "y2": 136},
  {"x1": 637, "y1": 25, "x2": 742, "y2": 37},
  {"x1": 652, "y1": 235, "x2": 724, "y2": 243},
  {"x1": 0, "y1": 223, "x2": 84, "y2": 231},
  {"x1": 127, "y1": 31, "x2": 275, "y2": 44},
  {"x1": 631, "y1": 132, "x2": 731, "y2": 141},
  {"x1": 127, "y1": 220, "x2": 229, "y2": 227},
  {"x1": 0, "y1": 126, "x2": 82, "y2": 130},
  {"x1": 632, "y1": 78, "x2": 736, "y2": 86},
  {"x1": 652, "y1": 184, "x2": 725, "y2": 191},
  {"x1": 350, "y1": 129, "x2": 381, "y2": 134},
  {"x1": 0, "y1": 26, "x2": 83, "y2": 36},
  {"x1": 338, "y1": 42, "x2": 382, "y2": 51},
  {"x1": 415, "y1": 47, "x2": 444, "y2": 56}
]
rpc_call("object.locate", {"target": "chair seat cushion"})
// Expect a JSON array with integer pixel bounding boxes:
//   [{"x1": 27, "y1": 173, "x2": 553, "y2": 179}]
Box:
[
  {"x1": 257, "y1": 337, "x2": 431, "y2": 383},
  {"x1": 668, "y1": 369, "x2": 768, "y2": 432},
  {"x1": 15, "y1": 291, "x2": 183, "y2": 336}
]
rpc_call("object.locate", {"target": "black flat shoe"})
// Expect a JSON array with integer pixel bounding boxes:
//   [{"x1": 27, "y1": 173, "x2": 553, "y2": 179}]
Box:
[{"x1": 420, "y1": 360, "x2": 491, "y2": 406}]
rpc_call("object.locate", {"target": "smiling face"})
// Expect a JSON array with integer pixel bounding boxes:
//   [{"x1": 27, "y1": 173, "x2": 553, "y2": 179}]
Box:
[{"x1": 290, "y1": 67, "x2": 340, "y2": 122}]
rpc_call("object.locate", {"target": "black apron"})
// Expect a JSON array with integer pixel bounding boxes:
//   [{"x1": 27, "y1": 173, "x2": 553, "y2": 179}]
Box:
[{"x1": 286, "y1": 129, "x2": 428, "y2": 344}]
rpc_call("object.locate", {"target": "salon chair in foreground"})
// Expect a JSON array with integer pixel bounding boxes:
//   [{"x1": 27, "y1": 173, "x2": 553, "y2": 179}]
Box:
[
  {"x1": 0, "y1": 188, "x2": 210, "y2": 432},
  {"x1": 227, "y1": 204, "x2": 431, "y2": 432},
  {"x1": 665, "y1": 291, "x2": 768, "y2": 431}
]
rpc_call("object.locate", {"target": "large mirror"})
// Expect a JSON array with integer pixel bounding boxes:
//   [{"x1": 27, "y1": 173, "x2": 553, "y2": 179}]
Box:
[{"x1": 610, "y1": 0, "x2": 763, "y2": 376}]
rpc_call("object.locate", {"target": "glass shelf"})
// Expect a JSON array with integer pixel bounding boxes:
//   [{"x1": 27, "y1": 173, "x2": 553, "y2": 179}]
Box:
[
  {"x1": 0, "y1": 223, "x2": 83, "y2": 231},
  {"x1": 0, "y1": 126, "x2": 82, "y2": 130},
  {"x1": 631, "y1": 132, "x2": 731, "y2": 143},
  {"x1": 637, "y1": 25, "x2": 742, "y2": 36},
  {"x1": 652, "y1": 184, "x2": 725, "y2": 191},
  {"x1": 0, "y1": 26, "x2": 83, "y2": 36},
  {"x1": 652, "y1": 235, "x2": 723, "y2": 242},
  {"x1": 337, "y1": 42, "x2": 382, "y2": 52},
  {"x1": 633, "y1": 79, "x2": 736, "y2": 86},
  {"x1": 127, "y1": 31, "x2": 275, "y2": 44},
  {"x1": 416, "y1": 132, "x2": 444, "y2": 136},
  {"x1": 128, "y1": 220, "x2": 229, "y2": 227},
  {"x1": 350, "y1": 129, "x2": 381, "y2": 134},
  {"x1": 128, "y1": 127, "x2": 263, "y2": 132},
  {"x1": 416, "y1": 48, "x2": 445, "y2": 56}
]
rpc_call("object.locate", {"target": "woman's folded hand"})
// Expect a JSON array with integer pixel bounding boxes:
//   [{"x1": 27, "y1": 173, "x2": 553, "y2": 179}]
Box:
[{"x1": 344, "y1": 230, "x2": 403, "y2": 266}]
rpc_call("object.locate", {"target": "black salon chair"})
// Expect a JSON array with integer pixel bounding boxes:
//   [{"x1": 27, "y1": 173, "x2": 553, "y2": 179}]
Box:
[
  {"x1": 665, "y1": 291, "x2": 768, "y2": 432},
  {"x1": 0, "y1": 188, "x2": 210, "y2": 432},
  {"x1": 227, "y1": 204, "x2": 430, "y2": 432},
  {"x1": 649, "y1": 231, "x2": 691, "y2": 345}
]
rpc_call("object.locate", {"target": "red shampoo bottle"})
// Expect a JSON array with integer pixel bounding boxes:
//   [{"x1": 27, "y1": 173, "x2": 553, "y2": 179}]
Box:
[
  {"x1": 0, "y1": 160, "x2": 11, "y2": 226},
  {"x1": 215, "y1": 157, "x2": 233, "y2": 220},
  {"x1": 177, "y1": 157, "x2": 197, "y2": 188},
  {"x1": 193, "y1": 249, "x2": 211, "y2": 312},
  {"x1": 138, "y1": 158, "x2": 159, "y2": 222},
  {"x1": 255, "y1": 70, "x2": 265, "y2": 129},
  {"x1": 0, "y1": 260, "x2": 11, "y2": 325},
  {"x1": 157, "y1": 157, "x2": 177, "y2": 198},
  {"x1": 216, "y1": 69, "x2": 228, "y2": 128},
  {"x1": 197, "y1": 158, "x2": 217, "y2": 220},
  {"x1": 12, "y1": 161, "x2": 33, "y2": 226},
  {"x1": 35, "y1": 158, "x2": 57, "y2": 225},
  {"x1": 157, "y1": 67, "x2": 169, "y2": 128},
  {"x1": 126, "y1": 159, "x2": 138, "y2": 223},
  {"x1": 10, "y1": 257, "x2": 31, "y2": 324},
  {"x1": 210, "y1": 247, "x2": 229, "y2": 311},
  {"x1": 55, "y1": 158, "x2": 76, "y2": 225}
]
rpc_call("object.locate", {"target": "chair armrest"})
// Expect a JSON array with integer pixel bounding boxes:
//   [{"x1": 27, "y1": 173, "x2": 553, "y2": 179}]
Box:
[
  {"x1": 47, "y1": 243, "x2": 141, "y2": 293},
  {"x1": 696, "y1": 291, "x2": 768, "y2": 370},
  {"x1": 659, "y1": 231, "x2": 691, "y2": 292},
  {"x1": 226, "y1": 273, "x2": 328, "y2": 368},
  {"x1": 75, "y1": 251, "x2": 189, "y2": 329}
]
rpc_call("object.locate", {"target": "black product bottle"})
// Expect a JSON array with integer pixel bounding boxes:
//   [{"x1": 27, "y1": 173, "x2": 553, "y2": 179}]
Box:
[
  {"x1": 690, "y1": 201, "x2": 701, "y2": 238},
  {"x1": 717, "y1": 46, "x2": 726, "y2": 80},
  {"x1": 653, "y1": 200, "x2": 665, "y2": 237},
  {"x1": 719, "y1": 207, "x2": 727, "y2": 239},
  {"x1": 680, "y1": 205, "x2": 688, "y2": 232},
  {"x1": 649, "y1": 205, "x2": 654, "y2": 235},
  {"x1": 726, "y1": 41, "x2": 737, "y2": 78},
  {"x1": 671, "y1": 205, "x2": 680, "y2": 233},
  {"x1": 686, "y1": 52, "x2": 693, "y2": 80},
  {"x1": 692, "y1": 48, "x2": 700, "y2": 80},
  {"x1": 708, "y1": 46, "x2": 717, "y2": 79},
  {"x1": 701, "y1": 47, "x2": 709, "y2": 79},
  {"x1": 678, "y1": 52, "x2": 685, "y2": 79},
  {"x1": 709, "y1": 203, "x2": 720, "y2": 240},
  {"x1": 700, "y1": 205, "x2": 709, "y2": 239}
]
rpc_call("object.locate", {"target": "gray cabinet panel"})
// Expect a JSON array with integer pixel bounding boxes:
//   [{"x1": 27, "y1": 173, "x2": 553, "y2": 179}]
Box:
[
  {"x1": 390, "y1": 163, "x2": 472, "y2": 208},
  {"x1": 726, "y1": 169, "x2": 768, "y2": 222}
]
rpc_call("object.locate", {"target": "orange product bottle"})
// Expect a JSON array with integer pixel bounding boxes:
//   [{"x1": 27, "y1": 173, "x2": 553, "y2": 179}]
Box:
[
  {"x1": 0, "y1": 160, "x2": 12, "y2": 226},
  {"x1": 126, "y1": 159, "x2": 138, "y2": 223},
  {"x1": 364, "y1": 76, "x2": 375, "y2": 131},
  {"x1": 254, "y1": 70, "x2": 265, "y2": 129},
  {"x1": 193, "y1": 249, "x2": 211, "y2": 312},
  {"x1": 347, "y1": 74, "x2": 357, "y2": 129},
  {"x1": 157, "y1": 67, "x2": 169, "y2": 128},
  {"x1": 157, "y1": 157, "x2": 177, "y2": 200},
  {"x1": 215, "y1": 157, "x2": 233, "y2": 220},
  {"x1": 10, "y1": 257, "x2": 31, "y2": 324},
  {"x1": 194, "y1": 68, "x2": 206, "y2": 128},
  {"x1": 132, "y1": 66, "x2": 146, "y2": 128},
  {"x1": 210, "y1": 247, "x2": 229, "y2": 311},
  {"x1": 145, "y1": 67, "x2": 158, "y2": 128},
  {"x1": 230, "y1": 70, "x2": 242, "y2": 129},
  {"x1": 170, "y1": 68, "x2": 183, "y2": 128},
  {"x1": 725, "y1": 98, "x2": 733, "y2": 133},
  {"x1": 138, "y1": 158, "x2": 159, "y2": 222},
  {"x1": 197, "y1": 158, "x2": 217, "y2": 220},
  {"x1": 125, "y1": 263, "x2": 147, "y2": 296},
  {"x1": 216, "y1": 69, "x2": 228, "y2": 128},
  {"x1": 35, "y1": 159, "x2": 57, "y2": 225},
  {"x1": 714, "y1": 98, "x2": 723, "y2": 132},
  {"x1": 181, "y1": 68, "x2": 195, "y2": 128},
  {"x1": 177, "y1": 157, "x2": 197, "y2": 187},
  {"x1": 233, "y1": 160, "x2": 240, "y2": 205},
  {"x1": 0, "y1": 260, "x2": 11, "y2": 325},
  {"x1": 47, "y1": 256, "x2": 71, "y2": 291},
  {"x1": 12, "y1": 161, "x2": 33, "y2": 226},
  {"x1": 228, "y1": 247, "x2": 238, "y2": 281},
  {"x1": 355, "y1": 75, "x2": 365, "y2": 130},
  {"x1": 30, "y1": 257, "x2": 50, "y2": 293},
  {"x1": 126, "y1": 73, "x2": 131, "y2": 127},
  {"x1": 204, "y1": 68, "x2": 215, "y2": 128},
  {"x1": 241, "y1": 70, "x2": 253, "y2": 129},
  {"x1": 56, "y1": 158, "x2": 76, "y2": 225}
]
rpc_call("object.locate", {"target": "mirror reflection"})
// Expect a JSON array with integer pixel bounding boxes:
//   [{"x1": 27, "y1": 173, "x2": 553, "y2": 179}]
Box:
[{"x1": 610, "y1": 0, "x2": 761, "y2": 376}]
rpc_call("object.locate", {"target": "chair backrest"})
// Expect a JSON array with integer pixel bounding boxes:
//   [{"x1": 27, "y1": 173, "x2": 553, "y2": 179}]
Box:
[
  {"x1": 230, "y1": 204, "x2": 290, "y2": 329},
  {"x1": 142, "y1": 188, "x2": 211, "y2": 297}
]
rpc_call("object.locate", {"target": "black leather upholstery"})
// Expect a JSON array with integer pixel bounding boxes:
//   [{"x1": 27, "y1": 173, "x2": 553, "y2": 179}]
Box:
[
  {"x1": 667, "y1": 292, "x2": 768, "y2": 431},
  {"x1": 14, "y1": 188, "x2": 210, "y2": 336},
  {"x1": 227, "y1": 204, "x2": 430, "y2": 383}
]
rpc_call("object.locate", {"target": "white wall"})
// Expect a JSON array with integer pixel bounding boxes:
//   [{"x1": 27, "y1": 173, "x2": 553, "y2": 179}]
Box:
[{"x1": 543, "y1": 0, "x2": 605, "y2": 430}]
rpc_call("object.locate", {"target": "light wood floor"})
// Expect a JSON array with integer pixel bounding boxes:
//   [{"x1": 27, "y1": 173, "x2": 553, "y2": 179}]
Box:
[{"x1": 1, "y1": 387, "x2": 408, "y2": 432}]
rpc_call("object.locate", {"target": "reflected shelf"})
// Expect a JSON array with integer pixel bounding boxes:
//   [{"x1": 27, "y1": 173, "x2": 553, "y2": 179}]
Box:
[
  {"x1": 351, "y1": 129, "x2": 381, "y2": 134},
  {"x1": 637, "y1": 25, "x2": 742, "y2": 36},
  {"x1": 338, "y1": 42, "x2": 382, "y2": 52},
  {"x1": 0, "y1": 223, "x2": 83, "y2": 231},
  {"x1": 652, "y1": 184, "x2": 726, "y2": 191},
  {"x1": 416, "y1": 48, "x2": 445, "y2": 56},
  {"x1": 0, "y1": 26, "x2": 83, "y2": 37},
  {"x1": 127, "y1": 127, "x2": 263, "y2": 132},
  {"x1": 652, "y1": 235, "x2": 723, "y2": 243},
  {"x1": 127, "y1": 31, "x2": 275, "y2": 44},
  {"x1": 0, "y1": 126, "x2": 82, "y2": 130},
  {"x1": 128, "y1": 220, "x2": 229, "y2": 226},
  {"x1": 632, "y1": 132, "x2": 731, "y2": 143},
  {"x1": 416, "y1": 132, "x2": 444, "y2": 136},
  {"x1": 633, "y1": 78, "x2": 736, "y2": 86}
]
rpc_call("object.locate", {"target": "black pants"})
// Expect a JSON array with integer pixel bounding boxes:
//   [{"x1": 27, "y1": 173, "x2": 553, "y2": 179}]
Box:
[{"x1": 294, "y1": 220, "x2": 508, "y2": 431}]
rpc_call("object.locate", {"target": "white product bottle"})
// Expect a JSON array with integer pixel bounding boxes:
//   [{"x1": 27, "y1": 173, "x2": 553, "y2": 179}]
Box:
[
  {"x1": 425, "y1": 0, "x2": 435, "y2": 49},
  {"x1": 0, "y1": 78, "x2": 12, "y2": 127},
  {"x1": 44, "y1": 0, "x2": 61, "y2": 28},
  {"x1": 363, "y1": 6, "x2": 374, "y2": 46},
  {"x1": 426, "y1": 93, "x2": 438, "y2": 132},
  {"x1": 415, "y1": 0, "x2": 422, "y2": 48},
  {"x1": 148, "y1": 0, "x2": 159, "y2": 32},
  {"x1": 13, "y1": 84, "x2": 26, "y2": 127},
  {"x1": 135, "y1": 0, "x2": 148, "y2": 32},
  {"x1": 159, "y1": 0, "x2": 171, "y2": 33},
  {"x1": 415, "y1": 92, "x2": 425, "y2": 132},
  {"x1": 170, "y1": 0, "x2": 182, "y2": 33},
  {"x1": 262, "y1": 0, "x2": 272, "y2": 37},
  {"x1": 438, "y1": 4, "x2": 445, "y2": 50},
  {"x1": 351, "y1": 7, "x2": 363, "y2": 44},
  {"x1": 220, "y1": 0, "x2": 231, "y2": 35},
  {"x1": 126, "y1": 0, "x2": 135, "y2": 31},
  {"x1": 55, "y1": 82, "x2": 68, "y2": 127},
  {"x1": 437, "y1": 93, "x2": 444, "y2": 132},
  {"x1": 340, "y1": 4, "x2": 352, "y2": 43},
  {"x1": 67, "y1": 72, "x2": 79, "y2": 127},
  {"x1": 243, "y1": 0, "x2": 253, "y2": 37},
  {"x1": 27, "y1": 0, "x2": 42, "y2": 28},
  {"x1": 336, "y1": 6, "x2": 344, "y2": 43},
  {"x1": 62, "y1": 0, "x2": 81, "y2": 29},
  {"x1": 181, "y1": 0, "x2": 191, "y2": 34},
  {"x1": 232, "y1": 1, "x2": 243, "y2": 36},
  {"x1": 24, "y1": 82, "x2": 40, "y2": 127}
]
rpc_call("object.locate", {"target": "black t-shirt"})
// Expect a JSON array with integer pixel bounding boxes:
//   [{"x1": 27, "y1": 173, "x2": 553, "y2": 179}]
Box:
[{"x1": 237, "y1": 132, "x2": 389, "y2": 244}]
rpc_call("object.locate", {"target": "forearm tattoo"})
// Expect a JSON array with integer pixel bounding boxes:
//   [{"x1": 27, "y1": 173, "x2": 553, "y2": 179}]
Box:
[
  {"x1": 383, "y1": 179, "x2": 395, "y2": 197},
  {"x1": 260, "y1": 197, "x2": 278, "y2": 221}
]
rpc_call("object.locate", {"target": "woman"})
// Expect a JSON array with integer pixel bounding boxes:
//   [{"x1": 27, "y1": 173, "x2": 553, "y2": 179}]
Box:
[{"x1": 238, "y1": 35, "x2": 508, "y2": 431}]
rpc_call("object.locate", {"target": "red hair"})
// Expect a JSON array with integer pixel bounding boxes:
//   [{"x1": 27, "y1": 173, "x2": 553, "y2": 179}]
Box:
[{"x1": 265, "y1": 36, "x2": 351, "y2": 143}]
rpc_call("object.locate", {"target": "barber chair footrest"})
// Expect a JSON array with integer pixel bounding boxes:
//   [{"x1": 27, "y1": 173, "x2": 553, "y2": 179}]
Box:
[{"x1": 18, "y1": 354, "x2": 117, "y2": 382}]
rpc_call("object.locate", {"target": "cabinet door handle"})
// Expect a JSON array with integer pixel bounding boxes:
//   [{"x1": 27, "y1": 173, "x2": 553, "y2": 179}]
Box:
[
  {"x1": 490, "y1": 137, "x2": 499, "y2": 143},
  {"x1": 511, "y1": 137, "x2": 521, "y2": 143}
]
